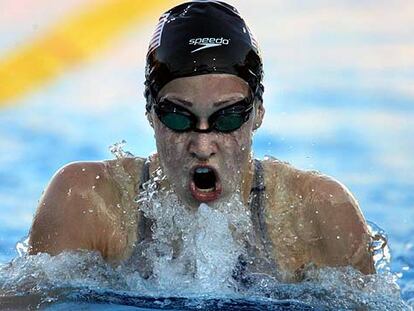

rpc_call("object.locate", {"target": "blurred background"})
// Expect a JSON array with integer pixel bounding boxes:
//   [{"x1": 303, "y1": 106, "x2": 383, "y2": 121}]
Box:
[{"x1": 0, "y1": 0, "x2": 413, "y2": 303}]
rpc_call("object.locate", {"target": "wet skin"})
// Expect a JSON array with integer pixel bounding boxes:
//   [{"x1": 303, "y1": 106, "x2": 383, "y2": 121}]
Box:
[
  {"x1": 149, "y1": 74, "x2": 263, "y2": 208},
  {"x1": 28, "y1": 74, "x2": 375, "y2": 282}
]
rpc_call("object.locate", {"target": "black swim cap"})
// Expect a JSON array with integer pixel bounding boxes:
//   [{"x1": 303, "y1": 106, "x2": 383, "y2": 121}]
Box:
[{"x1": 144, "y1": 0, "x2": 264, "y2": 111}]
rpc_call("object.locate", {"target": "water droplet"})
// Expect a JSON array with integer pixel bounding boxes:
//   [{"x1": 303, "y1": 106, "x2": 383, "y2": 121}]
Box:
[
  {"x1": 96, "y1": 175, "x2": 100, "y2": 180},
  {"x1": 92, "y1": 186, "x2": 96, "y2": 190},
  {"x1": 336, "y1": 235, "x2": 340, "y2": 239},
  {"x1": 82, "y1": 168, "x2": 86, "y2": 172},
  {"x1": 315, "y1": 210, "x2": 319, "y2": 214},
  {"x1": 88, "y1": 209, "x2": 94, "y2": 213}
]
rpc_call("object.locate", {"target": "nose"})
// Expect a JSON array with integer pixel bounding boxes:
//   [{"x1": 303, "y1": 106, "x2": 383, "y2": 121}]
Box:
[{"x1": 188, "y1": 130, "x2": 218, "y2": 161}]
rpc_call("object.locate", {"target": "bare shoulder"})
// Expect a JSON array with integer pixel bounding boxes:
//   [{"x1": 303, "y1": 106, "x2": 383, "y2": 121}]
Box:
[
  {"x1": 261, "y1": 158, "x2": 374, "y2": 276},
  {"x1": 29, "y1": 157, "x2": 146, "y2": 260},
  {"x1": 303, "y1": 169, "x2": 374, "y2": 271}
]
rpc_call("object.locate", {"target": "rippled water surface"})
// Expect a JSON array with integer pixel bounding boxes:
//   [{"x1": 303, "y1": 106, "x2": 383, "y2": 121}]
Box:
[
  {"x1": 0, "y1": 212, "x2": 408, "y2": 310},
  {"x1": 0, "y1": 158, "x2": 412, "y2": 309},
  {"x1": 1, "y1": 0, "x2": 413, "y2": 309}
]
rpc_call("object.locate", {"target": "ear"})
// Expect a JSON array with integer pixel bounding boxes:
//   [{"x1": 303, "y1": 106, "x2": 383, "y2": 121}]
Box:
[{"x1": 253, "y1": 101, "x2": 265, "y2": 130}]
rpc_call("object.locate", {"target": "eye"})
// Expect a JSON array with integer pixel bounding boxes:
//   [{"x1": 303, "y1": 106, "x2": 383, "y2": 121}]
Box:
[
  {"x1": 210, "y1": 99, "x2": 253, "y2": 133},
  {"x1": 214, "y1": 114, "x2": 245, "y2": 132},
  {"x1": 161, "y1": 112, "x2": 193, "y2": 131},
  {"x1": 155, "y1": 100, "x2": 195, "y2": 132}
]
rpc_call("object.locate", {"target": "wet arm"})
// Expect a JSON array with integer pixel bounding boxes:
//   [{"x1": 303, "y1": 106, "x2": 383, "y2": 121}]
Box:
[
  {"x1": 307, "y1": 176, "x2": 375, "y2": 274},
  {"x1": 28, "y1": 162, "x2": 121, "y2": 258}
]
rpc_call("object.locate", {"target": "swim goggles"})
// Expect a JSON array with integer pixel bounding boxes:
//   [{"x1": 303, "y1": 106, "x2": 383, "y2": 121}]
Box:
[{"x1": 153, "y1": 97, "x2": 254, "y2": 133}]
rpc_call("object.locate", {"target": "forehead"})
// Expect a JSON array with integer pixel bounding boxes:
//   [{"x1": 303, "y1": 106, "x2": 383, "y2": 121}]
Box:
[{"x1": 157, "y1": 74, "x2": 250, "y2": 103}]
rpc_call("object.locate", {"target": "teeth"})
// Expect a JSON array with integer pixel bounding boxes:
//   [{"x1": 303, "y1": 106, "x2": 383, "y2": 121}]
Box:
[
  {"x1": 199, "y1": 187, "x2": 215, "y2": 192},
  {"x1": 195, "y1": 167, "x2": 210, "y2": 174}
]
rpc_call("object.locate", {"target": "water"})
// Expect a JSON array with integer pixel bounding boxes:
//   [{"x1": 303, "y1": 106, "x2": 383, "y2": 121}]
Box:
[
  {"x1": 1, "y1": 1, "x2": 413, "y2": 308},
  {"x1": 0, "y1": 115, "x2": 413, "y2": 309},
  {"x1": 0, "y1": 103, "x2": 413, "y2": 310},
  {"x1": 0, "y1": 164, "x2": 411, "y2": 310},
  {"x1": 0, "y1": 217, "x2": 408, "y2": 310}
]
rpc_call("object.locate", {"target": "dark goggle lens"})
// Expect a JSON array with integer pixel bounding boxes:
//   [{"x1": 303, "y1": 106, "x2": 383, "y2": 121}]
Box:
[
  {"x1": 154, "y1": 98, "x2": 253, "y2": 133},
  {"x1": 213, "y1": 114, "x2": 245, "y2": 132},
  {"x1": 160, "y1": 112, "x2": 192, "y2": 131}
]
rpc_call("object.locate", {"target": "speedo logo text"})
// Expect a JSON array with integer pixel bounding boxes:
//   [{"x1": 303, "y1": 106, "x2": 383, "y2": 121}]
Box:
[{"x1": 189, "y1": 37, "x2": 230, "y2": 53}]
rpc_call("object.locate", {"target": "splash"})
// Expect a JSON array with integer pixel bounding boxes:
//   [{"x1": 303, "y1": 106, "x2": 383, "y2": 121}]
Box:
[
  {"x1": 0, "y1": 248, "x2": 408, "y2": 310},
  {"x1": 367, "y1": 221, "x2": 391, "y2": 273},
  {"x1": 109, "y1": 140, "x2": 134, "y2": 159},
  {"x1": 0, "y1": 150, "x2": 410, "y2": 309},
  {"x1": 136, "y1": 167, "x2": 252, "y2": 294}
]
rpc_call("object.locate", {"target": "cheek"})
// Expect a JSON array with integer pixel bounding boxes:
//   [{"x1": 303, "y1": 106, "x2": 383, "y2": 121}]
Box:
[
  {"x1": 220, "y1": 126, "x2": 253, "y2": 168},
  {"x1": 154, "y1": 125, "x2": 189, "y2": 168}
]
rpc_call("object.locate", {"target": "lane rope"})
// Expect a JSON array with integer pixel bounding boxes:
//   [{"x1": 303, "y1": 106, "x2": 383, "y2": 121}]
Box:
[{"x1": 0, "y1": 0, "x2": 178, "y2": 106}]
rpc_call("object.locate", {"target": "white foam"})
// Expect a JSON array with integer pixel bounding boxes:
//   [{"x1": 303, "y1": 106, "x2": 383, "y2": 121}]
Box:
[
  {"x1": 136, "y1": 169, "x2": 252, "y2": 295},
  {"x1": 0, "y1": 165, "x2": 409, "y2": 309}
]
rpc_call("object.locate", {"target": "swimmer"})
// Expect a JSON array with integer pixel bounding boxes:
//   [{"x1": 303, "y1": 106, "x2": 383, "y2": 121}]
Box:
[{"x1": 28, "y1": 1, "x2": 375, "y2": 282}]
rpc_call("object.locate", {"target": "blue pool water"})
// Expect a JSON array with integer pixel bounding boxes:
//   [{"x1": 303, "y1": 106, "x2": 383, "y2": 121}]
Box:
[
  {"x1": 0, "y1": 1, "x2": 413, "y2": 309},
  {"x1": 0, "y1": 82, "x2": 413, "y2": 309}
]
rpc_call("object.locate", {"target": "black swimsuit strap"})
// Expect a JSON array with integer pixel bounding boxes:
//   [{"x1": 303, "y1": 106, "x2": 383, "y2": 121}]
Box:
[
  {"x1": 250, "y1": 159, "x2": 266, "y2": 200},
  {"x1": 250, "y1": 160, "x2": 277, "y2": 267},
  {"x1": 249, "y1": 159, "x2": 269, "y2": 248},
  {"x1": 233, "y1": 159, "x2": 276, "y2": 283},
  {"x1": 139, "y1": 159, "x2": 151, "y2": 191},
  {"x1": 137, "y1": 159, "x2": 152, "y2": 242}
]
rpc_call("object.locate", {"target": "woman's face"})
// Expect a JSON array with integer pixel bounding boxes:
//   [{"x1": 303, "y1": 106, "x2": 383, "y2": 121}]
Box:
[{"x1": 149, "y1": 74, "x2": 264, "y2": 209}]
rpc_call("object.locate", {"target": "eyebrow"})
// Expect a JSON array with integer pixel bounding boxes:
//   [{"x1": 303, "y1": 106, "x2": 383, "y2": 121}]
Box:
[
  {"x1": 213, "y1": 99, "x2": 237, "y2": 107},
  {"x1": 161, "y1": 96, "x2": 244, "y2": 108}
]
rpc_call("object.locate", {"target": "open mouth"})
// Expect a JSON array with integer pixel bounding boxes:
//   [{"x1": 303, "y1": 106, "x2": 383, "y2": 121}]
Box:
[{"x1": 189, "y1": 166, "x2": 222, "y2": 202}]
